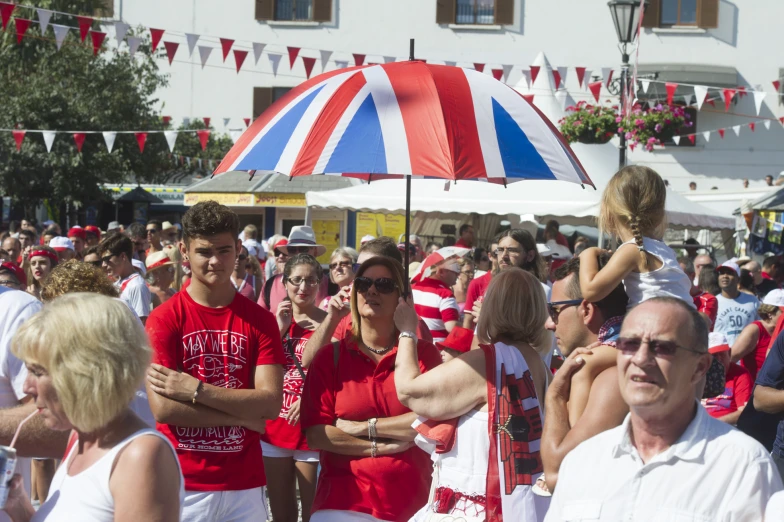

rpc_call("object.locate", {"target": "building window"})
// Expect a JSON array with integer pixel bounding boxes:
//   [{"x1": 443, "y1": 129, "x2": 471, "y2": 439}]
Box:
[
  {"x1": 255, "y1": 0, "x2": 332, "y2": 23},
  {"x1": 661, "y1": 0, "x2": 697, "y2": 25},
  {"x1": 642, "y1": 0, "x2": 718, "y2": 29},
  {"x1": 456, "y1": 0, "x2": 495, "y2": 24},
  {"x1": 275, "y1": 0, "x2": 312, "y2": 21},
  {"x1": 436, "y1": 0, "x2": 513, "y2": 25},
  {"x1": 254, "y1": 87, "x2": 293, "y2": 118}
]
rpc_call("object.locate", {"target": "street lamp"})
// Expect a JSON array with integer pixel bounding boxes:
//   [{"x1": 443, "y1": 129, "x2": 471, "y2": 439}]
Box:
[{"x1": 608, "y1": 0, "x2": 648, "y2": 170}]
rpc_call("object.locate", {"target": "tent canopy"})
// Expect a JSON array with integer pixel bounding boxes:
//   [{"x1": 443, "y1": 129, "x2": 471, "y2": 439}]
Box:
[{"x1": 748, "y1": 185, "x2": 784, "y2": 212}]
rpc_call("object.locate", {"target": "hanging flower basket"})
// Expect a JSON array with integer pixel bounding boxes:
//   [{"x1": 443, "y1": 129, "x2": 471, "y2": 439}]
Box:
[
  {"x1": 619, "y1": 103, "x2": 691, "y2": 151},
  {"x1": 559, "y1": 101, "x2": 619, "y2": 145}
]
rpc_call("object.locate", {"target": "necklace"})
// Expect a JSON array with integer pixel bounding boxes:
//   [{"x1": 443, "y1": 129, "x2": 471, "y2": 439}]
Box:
[{"x1": 362, "y1": 339, "x2": 395, "y2": 355}]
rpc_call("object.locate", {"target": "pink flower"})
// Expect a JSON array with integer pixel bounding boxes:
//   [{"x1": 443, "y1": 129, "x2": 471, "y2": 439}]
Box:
[
  {"x1": 654, "y1": 124, "x2": 663, "y2": 133},
  {"x1": 616, "y1": 117, "x2": 623, "y2": 123},
  {"x1": 625, "y1": 132, "x2": 633, "y2": 140},
  {"x1": 647, "y1": 137, "x2": 657, "y2": 144},
  {"x1": 573, "y1": 120, "x2": 583, "y2": 126}
]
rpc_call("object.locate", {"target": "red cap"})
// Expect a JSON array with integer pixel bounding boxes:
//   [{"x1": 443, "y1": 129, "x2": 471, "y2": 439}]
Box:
[
  {"x1": 274, "y1": 238, "x2": 288, "y2": 250},
  {"x1": 435, "y1": 326, "x2": 474, "y2": 354},
  {"x1": 67, "y1": 227, "x2": 86, "y2": 241},
  {"x1": 84, "y1": 225, "x2": 101, "y2": 238},
  {"x1": 0, "y1": 262, "x2": 26, "y2": 287}
]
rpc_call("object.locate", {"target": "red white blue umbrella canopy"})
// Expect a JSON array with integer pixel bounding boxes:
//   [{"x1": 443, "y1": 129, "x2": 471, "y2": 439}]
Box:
[{"x1": 215, "y1": 61, "x2": 593, "y2": 187}]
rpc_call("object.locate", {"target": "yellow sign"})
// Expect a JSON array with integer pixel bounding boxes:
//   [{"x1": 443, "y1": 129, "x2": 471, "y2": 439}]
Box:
[
  {"x1": 184, "y1": 193, "x2": 255, "y2": 206},
  {"x1": 355, "y1": 212, "x2": 407, "y2": 249},
  {"x1": 313, "y1": 220, "x2": 341, "y2": 264},
  {"x1": 255, "y1": 193, "x2": 306, "y2": 208}
]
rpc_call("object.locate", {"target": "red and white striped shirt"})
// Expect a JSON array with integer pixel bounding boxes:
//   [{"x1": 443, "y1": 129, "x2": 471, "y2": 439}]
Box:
[{"x1": 412, "y1": 278, "x2": 459, "y2": 342}]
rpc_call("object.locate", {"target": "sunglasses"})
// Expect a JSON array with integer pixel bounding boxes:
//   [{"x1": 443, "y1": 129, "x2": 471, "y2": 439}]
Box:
[
  {"x1": 329, "y1": 261, "x2": 358, "y2": 271},
  {"x1": 353, "y1": 276, "x2": 398, "y2": 294},
  {"x1": 286, "y1": 246, "x2": 311, "y2": 255},
  {"x1": 146, "y1": 229, "x2": 159, "y2": 234},
  {"x1": 100, "y1": 254, "x2": 116, "y2": 264},
  {"x1": 286, "y1": 276, "x2": 320, "y2": 287},
  {"x1": 274, "y1": 249, "x2": 288, "y2": 258},
  {"x1": 616, "y1": 337, "x2": 705, "y2": 357},
  {"x1": 547, "y1": 299, "x2": 582, "y2": 324},
  {"x1": 238, "y1": 254, "x2": 247, "y2": 261}
]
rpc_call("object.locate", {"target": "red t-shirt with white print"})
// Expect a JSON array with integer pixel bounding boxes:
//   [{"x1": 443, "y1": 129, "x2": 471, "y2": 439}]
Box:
[{"x1": 146, "y1": 289, "x2": 285, "y2": 491}]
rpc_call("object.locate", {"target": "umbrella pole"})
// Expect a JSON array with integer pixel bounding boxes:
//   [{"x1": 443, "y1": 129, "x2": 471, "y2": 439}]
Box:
[{"x1": 403, "y1": 38, "x2": 415, "y2": 296}]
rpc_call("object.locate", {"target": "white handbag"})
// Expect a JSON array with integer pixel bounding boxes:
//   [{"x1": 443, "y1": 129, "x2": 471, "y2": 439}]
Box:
[{"x1": 420, "y1": 462, "x2": 485, "y2": 522}]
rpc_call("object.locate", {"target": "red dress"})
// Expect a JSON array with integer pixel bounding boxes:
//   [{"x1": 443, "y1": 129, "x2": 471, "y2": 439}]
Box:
[{"x1": 741, "y1": 321, "x2": 772, "y2": 382}]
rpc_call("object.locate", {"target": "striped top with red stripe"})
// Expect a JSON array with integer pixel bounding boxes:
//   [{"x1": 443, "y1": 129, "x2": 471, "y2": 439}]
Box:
[{"x1": 412, "y1": 278, "x2": 459, "y2": 343}]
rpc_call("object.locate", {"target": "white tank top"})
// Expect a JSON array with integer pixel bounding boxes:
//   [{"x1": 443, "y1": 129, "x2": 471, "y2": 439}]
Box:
[
  {"x1": 620, "y1": 237, "x2": 695, "y2": 309},
  {"x1": 33, "y1": 428, "x2": 184, "y2": 522}
]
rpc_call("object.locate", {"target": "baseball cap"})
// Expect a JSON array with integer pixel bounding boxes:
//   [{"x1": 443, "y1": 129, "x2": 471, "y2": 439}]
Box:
[
  {"x1": 84, "y1": 225, "x2": 101, "y2": 238},
  {"x1": 536, "y1": 243, "x2": 553, "y2": 257},
  {"x1": 67, "y1": 226, "x2": 86, "y2": 241},
  {"x1": 360, "y1": 235, "x2": 376, "y2": 245},
  {"x1": 708, "y1": 332, "x2": 730, "y2": 354},
  {"x1": 49, "y1": 236, "x2": 75, "y2": 252},
  {"x1": 717, "y1": 260, "x2": 740, "y2": 277},
  {"x1": 107, "y1": 221, "x2": 120, "y2": 231},
  {"x1": 764, "y1": 289, "x2": 784, "y2": 307},
  {"x1": 0, "y1": 262, "x2": 26, "y2": 287}
]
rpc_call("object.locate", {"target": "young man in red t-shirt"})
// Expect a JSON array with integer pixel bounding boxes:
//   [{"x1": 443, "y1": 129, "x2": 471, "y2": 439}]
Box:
[
  {"x1": 145, "y1": 201, "x2": 284, "y2": 522},
  {"x1": 702, "y1": 332, "x2": 753, "y2": 425}
]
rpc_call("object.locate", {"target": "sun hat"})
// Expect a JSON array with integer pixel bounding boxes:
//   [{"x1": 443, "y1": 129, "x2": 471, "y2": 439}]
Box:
[
  {"x1": 0, "y1": 262, "x2": 26, "y2": 287},
  {"x1": 708, "y1": 331, "x2": 730, "y2": 354},
  {"x1": 436, "y1": 326, "x2": 474, "y2": 354},
  {"x1": 145, "y1": 250, "x2": 176, "y2": 272},
  {"x1": 161, "y1": 221, "x2": 177, "y2": 233},
  {"x1": 49, "y1": 237, "x2": 74, "y2": 252},
  {"x1": 281, "y1": 226, "x2": 326, "y2": 256},
  {"x1": 763, "y1": 289, "x2": 784, "y2": 307}
]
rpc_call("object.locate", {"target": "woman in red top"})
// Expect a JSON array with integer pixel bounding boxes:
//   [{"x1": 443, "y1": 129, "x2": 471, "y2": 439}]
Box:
[
  {"x1": 301, "y1": 256, "x2": 442, "y2": 522},
  {"x1": 262, "y1": 254, "x2": 327, "y2": 522},
  {"x1": 731, "y1": 302, "x2": 781, "y2": 381}
]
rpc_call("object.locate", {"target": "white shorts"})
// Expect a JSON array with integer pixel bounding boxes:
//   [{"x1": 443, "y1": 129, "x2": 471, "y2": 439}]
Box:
[
  {"x1": 182, "y1": 487, "x2": 268, "y2": 522},
  {"x1": 261, "y1": 440, "x2": 319, "y2": 462},
  {"x1": 311, "y1": 510, "x2": 392, "y2": 522}
]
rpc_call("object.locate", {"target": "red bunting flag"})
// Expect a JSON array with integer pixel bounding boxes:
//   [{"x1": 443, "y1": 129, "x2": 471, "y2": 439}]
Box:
[
  {"x1": 203, "y1": 117, "x2": 211, "y2": 127},
  {"x1": 233, "y1": 49, "x2": 248, "y2": 73},
  {"x1": 12, "y1": 130, "x2": 24, "y2": 151},
  {"x1": 473, "y1": 63, "x2": 485, "y2": 73},
  {"x1": 687, "y1": 135, "x2": 696, "y2": 145},
  {"x1": 780, "y1": 117, "x2": 784, "y2": 125},
  {"x1": 353, "y1": 54, "x2": 365, "y2": 67},
  {"x1": 163, "y1": 41, "x2": 178, "y2": 64},
  {"x1": 718, "y1": 128, "x2": 725, "y2": 139},
  {"x1": 220, "y1": 38, "x2": 234, "y2": 62},
  {"x1": 197, "y1": 130, "x2": 210, "y2": 151},
  {"x1": 14, "y1": 17, "x2": 30, "y2": 44},
  {"x1": 368, "y1": 62, "x2": 379, "y2": 66},
  {"x1": 287, "y1": 47, "x2": 300, "y2": 68},
  {"x1": 491, "y1": 69, "x2": 503, "y2": 81},
  {"x1": 774, "y1": 81, "x2": 781, "y2": 92},
  {"x1": 665, "y1": 82, "x2": 678, "y2": 106},
  {"x1": 530, "y1": 66, "x2": 540, "y2": 84},
  {"x1": 749, "y1": 122, "x2": 756, "y2": 132},
  {"x1": 723, "y1": 88, "x2": 736, "y2": 111},
  {"x1": 73, "y1": 133, "x2": 86, "y2": 152},
  {"x1": 588, "y1": 81, "x2": 602, "y2": 102},
  {"x1": 149, "y1": 28, "x2": 164, "y2": 52},
  {"x1": 552, "y1": 70, "x2": 562, "y2": 89},
  {"x1": 522, "y1": 94, "x2": 534, "y2": 104},
  {"x1": 243, "y1": 118, "x2": 250, "y2": 127},
  {"x1": 737, "y1": 86, "x2": 747, "y2": 98},
  {"x1": 90, "y1": 31, "x2": 106, "y2": 56},
  {"x1": 705, "y1": 98, "x2": 716, "y2": 108},
  {"x1": 76, "y1": 16, "x2": 92, "y2": 42},
  {"x1": 575, "y1": 67, "x2": 586, "y2": 88},
  {"x1": 135, "y1": 132, "x2": 147, "y2": 153},
  {"x1": 162, "y1": 116, "x2": 172, "y2": 127},
  {"x1": 302, "y1": 56, "x2": 316, "y2": 79},
  {"x1": 0, "y1": 2, "x2": 14, "y2": 30}
]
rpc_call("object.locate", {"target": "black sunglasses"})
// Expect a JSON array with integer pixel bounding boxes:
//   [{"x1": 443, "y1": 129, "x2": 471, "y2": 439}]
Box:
[
  {"x1": 100, "y1": 254, "x2": 116, "y2": 264},
  {"x1": 547, "y1": 299, "x2": 583, "y2": 324},
  {"x1": 286, "y1": 246, "x2": 311, "y2": 255},
  {"x1": 274, "y1": 249, "x2": 288, "y2": 258},
  {"x1": 616, "y1": 337, "x2": 705, "y2": 357},
  {"x1": 354, "y1": 276, "x2": 398, "y2": 294}
]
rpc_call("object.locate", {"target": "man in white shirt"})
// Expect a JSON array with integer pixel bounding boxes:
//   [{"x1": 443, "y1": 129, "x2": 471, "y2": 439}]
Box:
[
  {"x1": 99, "y1": 233, "x2": 151, "y2": 324},
  {"x1": 546, "y1": 297, "x2": 782, "y2": 521},
  {"x1": 714, "y1": 260, "x2": 759, "y2": 345}
]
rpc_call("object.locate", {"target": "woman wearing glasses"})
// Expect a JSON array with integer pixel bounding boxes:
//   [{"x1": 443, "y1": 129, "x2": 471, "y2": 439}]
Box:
[
  {"x1": 25, "y1": 246, "x2": 58, "y2": 300},
  {"x1": 301, "y1": 256, "x2": 442, "y2": 522},
  {"x1": 264, "y1": 254, "x2": 327, "y2": 522},
  {"x1": 321, "y1": 247, "x2": 359, "y2": 310}
]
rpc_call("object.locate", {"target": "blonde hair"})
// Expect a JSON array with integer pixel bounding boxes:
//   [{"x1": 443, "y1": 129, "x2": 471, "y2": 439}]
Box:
[
  {"x1": 476, "y1": 268, "x2": 549, "y2": 350},
  {"x1": 759, "y1": 303, "x2": 780, "y2": 320},
  {"x1": 40, "y1": 260, "x2": 118, "y2": 302},
  {"x1": 243, "y1": 224, "x2": 258, "y2": 240},
  {"x1": 598, "y1": 166, "x2": 667, "y2": 259},
  {"x1": 12, "y1": 293, "x2": 151, "y2": 433},
  {"x1": 350, "y1": 256, "x2": 406, "y2": 342}
]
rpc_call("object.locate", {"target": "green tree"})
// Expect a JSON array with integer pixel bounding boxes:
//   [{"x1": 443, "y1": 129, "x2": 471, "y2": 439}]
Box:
[{"x1": 170, "y1": 120, "x2": 235, "y2": 179}]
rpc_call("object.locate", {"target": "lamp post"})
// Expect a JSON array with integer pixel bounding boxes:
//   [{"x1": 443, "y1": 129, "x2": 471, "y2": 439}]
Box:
[{"x1": 607, "y1": 0, "x2": 648, "y2": 170}]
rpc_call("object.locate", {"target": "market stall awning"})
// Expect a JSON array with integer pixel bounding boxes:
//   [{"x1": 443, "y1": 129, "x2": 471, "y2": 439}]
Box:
[{"x1": 748, "y1": 186, "x2": 784, "y2": 212}]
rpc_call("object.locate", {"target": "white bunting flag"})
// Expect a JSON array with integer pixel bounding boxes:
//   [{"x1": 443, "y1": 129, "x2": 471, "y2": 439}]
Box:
[
  {"x1": 521, "y1": 68, "x2": 531, "y2": 89},
  {"x1": 764, "y1": 120, "x2": 772, "y2": 130},
  {"x1": 36, "y1": 9, "x2": 52, "y2": 35},
  {"x1": 601, "y1": 67, "x2": 613, "y2": 87},
  {"x1": 253, "y1": 42, "x2": 266, "y2": 65},
  {"x1": 502, "y1": 64, "x2": 513, "y2": 83},
  {"x1": 640, "y1": 79, "x2": 650, "y2": 94},
  {"x1": 334, "y1": 60, "x2": 348, "y2": 70},
  {"x1": 693, "y1": 85, "x2": 708, "y2": 111},
  {"x1": 198, "y1": 46, "x2": 212, "y2": 68},
  {"x1": 102, "y1": 132, "x2": 117, "y2": 153},
  {"x1": 185, "y1": 33, "x2": 200, "y2": 57},
  {"x1": 268, "y1": 53, "x2": 282, "y2": 76},
  {"x1": 384, "y1": 56, "x2": 397, "y2": 64},
  {"x1": 52, "y1": 24, "x2": 69, "y2": 50},
  {"x1": 319, "y1": 49, "x2": 333, "y2": 71},
  {"x1": 556, "y1": 66, "x2": 568, "y2": 88},
  {"x1": 182, "y1": 117, "x2": 190, "y2": 126},
  {"x1": 114, "y1": 21, "x2": 129, "y2": 44},
  {"x1": 223, "y1": 118, "x2": 230, "y2": 127},
  {"x1": 127, "y1": 36, "x2": 142, "y2": 58},
  {"x1": 229, "y1": 130, "x2": 243, "y2": 143},
  {"x1": 702, "y1": 131, "x2": 710, "y2": 143},
  {"x1": 753, "y1": 91, "x2": 767, "y2": 115},
  {"x1": 444, "y1": 60, "x2": 456, "y2": 67},
  {"x1": 732, "y1": 125, "x2": 741, "y2": 136},
  {"x1": 164, "y1": 131, "x2": 178, "y2": 152},
  {"x1": 582, "y1": 69, "x2": 592, "y2": 90},
  {"x1": 672, "y1": 136, "x2": 681, "y2": 145},
  {"x1": 42, "y1": 131, "x2": 56, "y2": 153}
]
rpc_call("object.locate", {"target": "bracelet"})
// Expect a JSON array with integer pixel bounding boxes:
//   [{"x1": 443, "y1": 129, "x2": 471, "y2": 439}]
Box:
[
  {"x1": 371, "y1": 438, "x2": 378, "y2": 458},
  {"x1": 398, "y1": 331, "x2": 417, "y2": 343},
  {"x1": 192, "y1": 381, "x2": 203, "y2": 404},
  {"x1": 368, "y1": 418, "x2": 378, "y2": 439}
]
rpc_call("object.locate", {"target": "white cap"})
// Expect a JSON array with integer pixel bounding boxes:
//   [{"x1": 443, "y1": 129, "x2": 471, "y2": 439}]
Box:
[
  {"x1": 764, "y1": 289, "x2": 784, "y2": 307},
  {"x1": 536, "y1": 243, "x2": 553, "y2": 257},
  {"x1": 718, "y1": 260, "x2": 740, "y2": 277},
  {"x1": 49, "y1": 236, "x2": 74, "y2": 252},
  {"x1": 545, "y1": 239, "x2": 574, "y2": 260},
  {"x1": 708, "y1": 331, "x2": 730, "y2": 354},
  {"x1": 361, "y1": 234, "x2": 376, "y2": 244},
  {"x1": 131, "y1": 259, "x2": 147, "y2": 276}
]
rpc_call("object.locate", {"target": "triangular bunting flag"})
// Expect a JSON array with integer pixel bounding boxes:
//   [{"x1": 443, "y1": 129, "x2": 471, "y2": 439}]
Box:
[
  {"x1": 723, "y1": 89, "x2": 736, "y2": 112},
  {"x1": 269, "y1": 53, "x2": 282, "y2": 76},
  {"x1": 319, "y1": 49, "x2": 332, "y2": 70},
  {"x1": 672, "y1": 136, "x2": 681, "y2": 145},
  {"x1": 334, "y1": 60, "x2": 348, "y2": 69},
  {"x1": 640, "y1": 79, "x2": 650, "y2": 93},
  {"x1": 163, "y1": 131, "x2": 178, "y2": 152},
  {"x1": 229, "y1": 130, "x2": 242, "y2": 143},
  {"x1": 36, "y1": 9, "x2": 51, "y2": 35},
  {"x1": 749, "y1": 122, "x2": 756, "y2": 132},
  {"x1": 42, "y1": 131, "x2": 55, "y2": 152},
  {"x1": 197, "y1": 130, "x2": 210, "y2": 151},
  {"x1": 753, "y1": 91, "x2": 767, "y2": 115},
  {"x1": 665, "y1": 82, "x2": 678, "y2": 106},
  {"x1": 114, "y1": 21, "x2": 128, "y2": 44},
  {"x1": 203, "y1": 117, "x2": 211, "y2": 127},
  {"x1": 556, "y1": 66, "x2": 568, "y2": 88},
  {"x1": 185, "y1": 33, "x2": 199, "y2": 57},
  {"x1": 687, "y1": 135, "x2": 696, "y2": 145},
  {"x1": 353, "y1": 54, "x2": 366, "y2": 67},
  {"x1": 718, "y1": 128, "x2": 725, "y2": 139},
  {"x1": 552, "y1": 69, "x2": 561, "y2": 90},
  {"x1": 583, "y1": 69, "x2": 592, "y2": 90},
  {"x1": 76, "y1": 16, "x2": 92, "y2": 42},
  {"x1": 223, "y1": 118, "x2": 230, "y2": 127},
  {"x1": 52, "y1": 24, "x2": 70, "y2": 50},
  {"x1": 732, "y1": 125, "x2": 741, "y2": 136},
  {"x1": 384, "y1": 56, "x2": 397, "y2": 64},
  {"x1": 243, "y1": 118, "x2": 250, "y2": 127},
  {"x1": 135, "y1": 132, "x2": 147, "y2": 153},
  {"x1": 522, "y1": 94, "x2": 534, "y2": 104},
  {"x1": 90, "y1": 31, "x2": 106, "y2": 56},
  {"x1": 530, "y1": 66, "x2": 540, "y2": 84},
  {"x1": 521, "y1": 68, "x2": 531, "y2": 89},
  {"x1": 102, "y1": 131, "x2": 116, "y2": 153},
  {"x1": 127, "y1": 36, "x2": 142, "y2": 58},
  {"x1": 233, "y1": 49, "x2": 248, "y2": 73},
  {"x1": 774, "y1": 80, "x2": 781, "y2": 92},
  {"x1": 702, "y1": 131, "x2": 710, "y2": 142},
  {"x1": 163, "y1": 41, "x2": 178, "y2": 64},
  {"x1": 575, "y1": 67, "x2": 586, "y2": 88},
  {"x1": 163, "y1": 116, "x2": 172, "y2": 126},
  {"x1": 12, "y1": 130, "x2": 24, "y2": 151},
  {"x1": 764, "y1": 120, "x2": 771, "y2": 130},
  {"x1": 694, "y1": 85, "x2": 708, "y2": 110},
  {"x1": 629, "y1": 143, "x2": 637, "y2": 152},
  {"x1": 149, "y1": 28, "x2": 164, "y2": 52},
  {"x1": 302, "y1": 56, "x2": 316, "y2": 79},
  {"x1": 601, "y1": 67, "x2": 613, "y2": 88},
  {"x1": 473, "y1": 63, "x2": 485, "y2": 73},
  {"x1": 287, "y1": 47, "x2": 300, "y2": 68},
  {"x1": 491, "y1": 68, "x2": 503, "y2": 81},
  {"x1": 252, "y1": 42, "x2": 266, "y2": 65},
  {"x1": 14, "y1": 18, "x2": 30, "y2": 44},
  {"x1": 219, "y1": 38, "x2": 233, "y2": 62},
  {"x1": 0, "y1": 2, "x2": 14, "y2": 30},
  {"x1": 198, "y1": 46, "x2": 212, "y2": 68},
  {"x1": 502, "y1": 64, "x2": 513, "y2": 83},
  {"x1": 780, "y1": 117, "x2": 784, "y2": 125},
  {"x1": 588, "y1": 81, "x2": 602, "y2": 102},
  {"x1": 73, "y1": 133, "x2": 86, "y2": 152},
  {"x1": 737, "y1": 86, "x2": 747, "y2": 98}
]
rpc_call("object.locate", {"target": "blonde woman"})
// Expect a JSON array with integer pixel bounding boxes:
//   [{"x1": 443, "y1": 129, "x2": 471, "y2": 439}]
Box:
[
  {"x1": 395, "y1": 268, "x2": 551, "y2": 521},
  {"x1": 3, "y1": 293, "x2": 183, "y2": 522},
  {"x1": 320, "y1": 247, "x2": 358, "y2": 310}
]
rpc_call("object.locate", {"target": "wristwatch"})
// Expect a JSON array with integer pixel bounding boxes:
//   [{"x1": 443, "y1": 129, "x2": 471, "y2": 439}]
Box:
[{"x1": 398, "y1": 331, "x2": 418, "y2": 343}]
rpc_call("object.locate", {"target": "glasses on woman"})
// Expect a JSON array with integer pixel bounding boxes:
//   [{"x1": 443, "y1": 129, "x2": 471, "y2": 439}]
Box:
[
  {"x1": 547, "y1": 299, "x2": 582, "y2": 325},
  {"x1": 353, "y1": 277, "x2": 398, "y2": 294},
  {"x1": 616, "y1": 337, "x2": 704, "y2": 358},
  {"x1": 329, "y1": 261, "x2": 357, "y2": 271},
  {"x1": 274, "y1": 249, "x2": 288, "y2": 258},
  {"x1": 286, "y1": 276, "x2": 320, "y2": 287}
]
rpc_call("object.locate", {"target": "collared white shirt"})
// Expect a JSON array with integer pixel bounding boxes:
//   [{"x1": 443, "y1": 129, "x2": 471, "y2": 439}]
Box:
[{"x1": 545, "y1": 403, "x2": 782, "y2": 522}]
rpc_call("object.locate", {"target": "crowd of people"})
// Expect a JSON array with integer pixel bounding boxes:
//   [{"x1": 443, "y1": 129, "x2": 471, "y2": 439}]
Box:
[{"x1": 0, "y1": 165, "x2": 783, "y2": 521}]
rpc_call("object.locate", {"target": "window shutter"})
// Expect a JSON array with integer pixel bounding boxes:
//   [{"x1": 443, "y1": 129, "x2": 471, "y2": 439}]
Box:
[
  {"x1": 697, "y1": 0, "x2": 719, "y2": 28},
  {"x1": 435, "y1": 0, "x2": 456, "y2": 24},
  {"x1": 255, "y1": 0, "x2": 274, "y2": 20},
  {"x1": 312, "y1": 0, "x2": 332, "y2": 22},
  {"x1": 642, "y1": 0, "x2": 661, "y2": 28},
  {"x1": 253, "y1": 88, "x2": 273, "y2": 118},
  {"x1": 494, "y1": 0, "x2": 514, "y2": 25}
]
